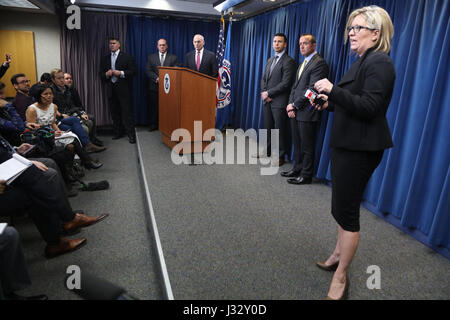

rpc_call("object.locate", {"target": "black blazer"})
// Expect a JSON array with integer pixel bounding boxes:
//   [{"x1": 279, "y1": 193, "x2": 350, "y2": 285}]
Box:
[
  {"x1": 0, "y1": 64, "x2": 9, "y2": 79},
  {"x1": 328, "y1": 48, "x2": 395, "y2": 151},
  {"x1": 100, "y1": 51, "x2": 136, "y2": 96},
  {"x1": 184, "y1": 49, "x2": 218, "y2": 78},
  {"x1": 146, "y1": 52, "x2": 179, "y2": 92},
  {"x1": 261, "y1": 53, "x2": 297, "y2": 108},
  {"x1": 289, "y1": 53, "x2": 329, "y2": 121}
]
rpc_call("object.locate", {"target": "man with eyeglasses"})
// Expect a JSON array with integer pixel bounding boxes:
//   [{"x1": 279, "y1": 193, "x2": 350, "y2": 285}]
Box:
[{"x1": 11, "y1": 73, "x2": 34, "y2": 122}]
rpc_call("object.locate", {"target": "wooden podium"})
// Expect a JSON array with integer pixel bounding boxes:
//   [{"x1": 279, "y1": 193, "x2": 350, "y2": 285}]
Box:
[{"x1": 158, "y1": 67, "x2": 216, "y2": 154}]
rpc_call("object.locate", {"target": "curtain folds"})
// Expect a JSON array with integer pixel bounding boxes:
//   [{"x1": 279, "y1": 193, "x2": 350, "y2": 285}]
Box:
[
  {"x1": 230, "y1": 0, "x2": 450, "y2": 257},
  {"x1": 59, "y1": 1, "x2": 449, "y2": 257},
  {"x1": 126, "y1": 16, "x2": 219, "y2": 125},
  {"x1": 61, "y1": 11, "x2": 128, "y2": 126}
]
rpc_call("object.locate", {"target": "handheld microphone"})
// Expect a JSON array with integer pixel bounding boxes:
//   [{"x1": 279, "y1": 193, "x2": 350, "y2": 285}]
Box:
[
  {"x1": 70, "y1": 272, "x2": 138, "y2": 300},
  {"x1": 305, "y1": 88, "x2": 326, "y2": 106}
]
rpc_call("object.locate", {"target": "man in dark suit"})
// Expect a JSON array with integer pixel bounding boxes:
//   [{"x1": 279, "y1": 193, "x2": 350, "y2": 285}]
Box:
[
  {"x1": 146, "y1": 39, "x2": 179, "y2": 131},
  {"x1": 259, "y1": 33, "x2": 296, "y2": 166},
  {"x1": 0, "y1": 135, "x2": 108, "y2": 259},
  {"x1": 184, "y1": 34, "x2": 218, "y2": 78},
  {"x1": 284, "y1": 34, "x2": 329, "y2": 184},
  {"x1": 100, "y1": 37, "x2": 137, "y2": 143}
]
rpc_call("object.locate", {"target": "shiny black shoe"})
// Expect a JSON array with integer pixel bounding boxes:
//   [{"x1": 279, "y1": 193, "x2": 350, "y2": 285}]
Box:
[
  {"x1": 92, "y1": 138, "x2": 104, "y2": 146},
  {"x1": 148, "y1": 126, "x2": 158, "y2": 132},
  {"x1": 281, "y1": 169, "x2": 301, "y2": 178},
  {"x1": 287, "y1": 176, "x2": 312, "y2": 185},
  {"x1": 128, "y1": 136, "x2": 136, "y2": 144}
]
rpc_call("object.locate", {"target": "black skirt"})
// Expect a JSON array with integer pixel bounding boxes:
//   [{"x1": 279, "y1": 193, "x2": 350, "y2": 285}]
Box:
[{"x1": 330, "y1": 147, "x2": 384, "y2": 232}]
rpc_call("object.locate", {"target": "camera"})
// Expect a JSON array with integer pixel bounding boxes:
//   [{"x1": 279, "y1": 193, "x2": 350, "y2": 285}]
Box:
[{"x1": 304, "y1": 88, "x2": 326, "y2": 106}]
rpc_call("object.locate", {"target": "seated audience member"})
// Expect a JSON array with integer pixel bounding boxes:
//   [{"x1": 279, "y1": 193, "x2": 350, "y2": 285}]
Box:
[
  {"x1": 30, "y1": 73, "x2": 52, "y2": 98},
  {"x1": 51, "y1": 70, "x2": 103, "y2": 146},
  {"x1": 1, "y1": 81, "x2": 81, "y2": 194},
  {"x1": 0, "y1": 225, "x2": 48, "y2": 300},
  {"x1": 0, "y1": 136, "x2": 109, "y2": 259},
  {"x1": 26, "y1": 84, "x2": 104, "y2": 169},
  {"x1": 11, "y1": 73, "x2": 34, "y2": 121},
  {"x1": 0, "y1": 53, "x2": 11, "y2": 79},
  {"x1": 0, "y1": 81, "x2": 39, "y2": 146}
]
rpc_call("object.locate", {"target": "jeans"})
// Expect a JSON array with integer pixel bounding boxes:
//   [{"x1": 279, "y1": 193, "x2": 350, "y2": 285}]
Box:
[{"x1": 59, "y1": 116, "x2": 90, "y2": 146}]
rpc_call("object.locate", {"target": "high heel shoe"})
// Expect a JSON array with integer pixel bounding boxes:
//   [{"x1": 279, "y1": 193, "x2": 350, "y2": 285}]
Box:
[
  {"x1": 316, "y1": 260, "x2": 339, "y2": 271},
  {"x1": 325, "y1": 277, "x2": 349, "y2": 300}
]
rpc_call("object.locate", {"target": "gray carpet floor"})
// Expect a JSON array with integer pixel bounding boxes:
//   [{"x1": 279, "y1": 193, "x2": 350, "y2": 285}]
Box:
[
  {"x1": 7, "y1": 134, "x2": 164, "y2": 300},
  {"x1": 137, "y1": 127, "x2": 450, "y2": 300}
]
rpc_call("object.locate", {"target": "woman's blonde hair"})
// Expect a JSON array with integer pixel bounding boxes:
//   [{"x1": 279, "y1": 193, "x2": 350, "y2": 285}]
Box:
[{"x1": 345, "y1": 5, "x2": 394, "y2": 53}]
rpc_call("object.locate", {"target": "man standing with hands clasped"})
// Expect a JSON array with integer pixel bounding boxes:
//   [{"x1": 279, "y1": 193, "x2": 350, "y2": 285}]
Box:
[
  {"x1": 258, "y1": 33, "x2": 296, "y2": 166},
  {"x1": 100, "y1": 37, "x2": 137, "y2": 144},
  {"x1": 146, "y1": 39, "x2": 179, "y2": 132},
  {"x1": 283, "y1": 34, "x2": 329, "y2": 184}
]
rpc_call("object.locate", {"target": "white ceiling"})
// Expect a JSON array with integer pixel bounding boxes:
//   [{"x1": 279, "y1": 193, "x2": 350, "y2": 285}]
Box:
[{"x1": 0, "y1": 0, "x2": 300, "y2": 20}]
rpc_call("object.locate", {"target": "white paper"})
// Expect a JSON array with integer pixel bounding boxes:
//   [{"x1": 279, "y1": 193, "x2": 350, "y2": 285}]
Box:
[
  {"x1": 0, "y1": 153, "x2": 33, "y2": 185},
  {"x1": 0, "y1": 223, "x2": 7, "y2": 235}
]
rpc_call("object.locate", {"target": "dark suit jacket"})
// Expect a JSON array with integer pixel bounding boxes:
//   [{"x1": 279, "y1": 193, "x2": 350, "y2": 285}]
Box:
[
  {"x1": 328, "y1": 48, "x2": 395, "y2": 151},
  {"x1": 0, "y1": 63, "x2": 9, "y2": 79},
  {"x1": 261, "y1": 53, "x2": 296, "y2": 108},
  {"x1": 184, "y1": 49, "x2": 218, "y2": 78},
  {"x1": 146, "y1": 52, "x2": 179, "y2": 92},
  {"x1": 289, "y1": 53, "x2": 329, "y2": 121},
  {"x1": 100, "y1": 51, "x2": 136, "y2": 97}
]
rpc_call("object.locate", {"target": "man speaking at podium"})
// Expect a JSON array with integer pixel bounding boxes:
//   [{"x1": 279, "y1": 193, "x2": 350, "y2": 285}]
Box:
[
  {"x1": 146, "y1": 39, "x2": 179, "y2": 131},
  {"x1": 184, "y1": 34, "x2": 218, "y2": 78}
]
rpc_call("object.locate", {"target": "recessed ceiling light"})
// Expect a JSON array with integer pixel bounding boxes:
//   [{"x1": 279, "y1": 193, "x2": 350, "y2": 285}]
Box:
[{"x1": 0, "y1": 0, "x2": 39, "y2": 9}]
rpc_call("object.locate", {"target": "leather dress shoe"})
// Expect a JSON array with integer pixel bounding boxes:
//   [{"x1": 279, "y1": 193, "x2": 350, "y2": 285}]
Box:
[
  {"x1": 45, "y1": 237, "x2": 87, "y2": 259},
  {"x1": 148, "y1": 126, "x2": 158, "y2": 132},
  {"x1": 85, "y1": 143, "x2": 106, "y2": 153},
  {"x1": 63, "y1": 213, "x2": 109, "y2": 234},
  {"x1": 128, "y1": 136, "x2": 136, "y2": 144},
  {"x1": 281, "y1": 169, "x2": 301, "y2": 177},
  {"x1": 112, "y1": 134, "x2": 124, "y2": 140},
  {"x1": 287, "y1": 176, "x2": 312, "y2": 185},
  {"x1": 316, "y1": 260, "x2": 339, "y2": 272},
  {"x1": 6, "y1": 292, "x2": 48, "y2": 300},
  {"x1": 84, "y1": 160, "x2": 103, "y2": 170},
  {"x1": 91, "y1": 138, "x2": 104, "y2": 147}
]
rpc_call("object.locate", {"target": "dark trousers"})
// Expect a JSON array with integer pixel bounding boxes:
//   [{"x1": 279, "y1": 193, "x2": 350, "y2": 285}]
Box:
[
  {"x1": 148, "y1": 90, "x2": 159, "y2": 128},
  {"x1": 263, "y1": 104, "x2": 289, "y2": 158},
  {"x1": 0, "y1": 227, "x2": 32, "y2": 297},
  {"x1": 0, "y1": 165, "x2": 75, "y2": 245},
  {"x1": 109, "y1": 83, "x2": 135, "y2": 137},
  {"x1": 291, "y1": 120, "x2": 317, "y2": 178}
]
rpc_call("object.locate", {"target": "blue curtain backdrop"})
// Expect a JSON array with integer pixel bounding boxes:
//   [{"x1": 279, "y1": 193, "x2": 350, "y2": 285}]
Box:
[
  {"x1": 230, "y1": 0, "x2": 450, "y2": 257},
  {"x1": 126, "y1": 16, "x2": 219, "y2": 125}
]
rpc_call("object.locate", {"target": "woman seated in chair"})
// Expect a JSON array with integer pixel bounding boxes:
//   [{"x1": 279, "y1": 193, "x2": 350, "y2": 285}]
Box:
[{"x1": 26, "y1": 84, "x2": 103, "y2": 169}]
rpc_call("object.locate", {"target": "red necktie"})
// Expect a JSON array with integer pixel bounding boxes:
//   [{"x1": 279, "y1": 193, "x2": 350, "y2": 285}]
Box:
[{"x1": 196, "y1": 51, "x2": 201, "y2": 71}]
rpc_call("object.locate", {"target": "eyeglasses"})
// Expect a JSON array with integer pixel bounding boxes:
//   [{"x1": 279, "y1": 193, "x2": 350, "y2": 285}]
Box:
[
  {"x1": 347, "y1": 25, "x2": 376, "y2": 33},
  {"x1": 18, "y1": 80, "x2": 30, "y2": 84},
  {"x1": 41, "y1": 92, "x2": 54, "y2": 97}
]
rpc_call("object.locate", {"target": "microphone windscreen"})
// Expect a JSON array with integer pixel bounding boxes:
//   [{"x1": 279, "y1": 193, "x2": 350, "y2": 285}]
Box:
[{"x1": 73, "y1": 273, "x2": 126, "y2": 300}]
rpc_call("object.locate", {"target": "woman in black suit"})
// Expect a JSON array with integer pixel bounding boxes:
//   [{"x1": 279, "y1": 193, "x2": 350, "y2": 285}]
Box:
[{"x1": 313, "y1": 5, "x2": 396, "y2": 299}]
